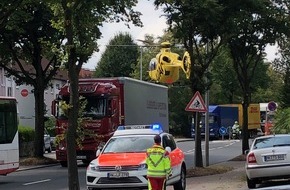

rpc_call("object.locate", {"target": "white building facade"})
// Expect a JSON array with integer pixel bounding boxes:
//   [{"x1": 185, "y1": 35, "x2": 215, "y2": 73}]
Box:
[{"x1": 0, "y1": 67, "x2": 67, "y2": 128}]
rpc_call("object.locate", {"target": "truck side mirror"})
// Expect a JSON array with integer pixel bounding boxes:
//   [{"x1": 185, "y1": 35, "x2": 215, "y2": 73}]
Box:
[{"x1": 107, "y1": 107, "x2": 112, "y2": 116}]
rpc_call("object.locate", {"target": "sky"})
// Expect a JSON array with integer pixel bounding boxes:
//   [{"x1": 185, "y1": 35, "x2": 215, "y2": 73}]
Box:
[
  {"x1": 82, "y1": 1, "x2": 278, "y2": 70},
  {"x1": 83, "y1": 1, "x2": 167, "y2": 70}
]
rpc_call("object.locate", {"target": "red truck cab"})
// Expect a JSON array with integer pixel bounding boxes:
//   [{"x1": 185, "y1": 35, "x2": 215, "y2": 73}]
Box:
[{"x1": 52, "y1": 79, "x2": 121, "y2": 166}]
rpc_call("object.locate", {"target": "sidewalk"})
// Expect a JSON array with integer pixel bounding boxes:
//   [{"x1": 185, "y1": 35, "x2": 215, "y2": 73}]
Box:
[
  {"x1": 17, "y1": 152, "x2": 58, "y2": 172},
  {"x1": 179, "y1": 160, "x2": 248, "y2": 190}
]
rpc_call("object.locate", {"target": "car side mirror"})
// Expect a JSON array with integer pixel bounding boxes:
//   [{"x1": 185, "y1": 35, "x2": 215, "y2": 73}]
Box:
[
  {"x1": 244, "y1": 149, "x2": 249, "y2": 155},
  {"x1": 96, "y1": 149, "x2": 101, "y2": 157},
  {"x1": 96, "y1": 142, "x2": 105, "y2": 157},
  {"x1": 165, "y1": 146, "x2": 171, "y2": 153}
]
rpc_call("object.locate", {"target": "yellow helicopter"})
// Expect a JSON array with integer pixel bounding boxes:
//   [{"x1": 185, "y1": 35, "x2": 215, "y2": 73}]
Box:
[{"x1": 148, "y1": 41, "x2": 191, "y2": 84}]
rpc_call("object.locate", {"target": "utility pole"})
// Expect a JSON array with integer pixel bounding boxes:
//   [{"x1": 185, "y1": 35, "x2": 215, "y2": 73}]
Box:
[{"x1": 205, "y1": 43, "x2": 210, "y2": 166}]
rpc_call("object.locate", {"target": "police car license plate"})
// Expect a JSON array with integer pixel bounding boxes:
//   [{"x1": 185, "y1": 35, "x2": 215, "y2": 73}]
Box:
[{"x1": 107, "y1": 172, "x2": 129, "y2": 178}]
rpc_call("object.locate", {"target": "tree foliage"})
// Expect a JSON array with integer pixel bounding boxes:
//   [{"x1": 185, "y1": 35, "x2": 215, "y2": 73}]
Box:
[
  {"x1": 130, "y1": 34, "x2": 160, "y2": 81},
  {"x1": 0, "y1": 0, "x2": 63, "y2": 158},
  {"x1": 273, "y1": 108, "x2": 290, "y2": 134},
  {"x1": 95, "y1": 32, "x2": 139, "y2": 77},
  {"x1": 211, "y1": 45, "x2": 270, "y2": 104},
  {"x1": 224, "y1": 0, "x2": 290, "y2": 153},
  {"x1": 154, "y1": 0, "x2": 290, "y2": 164},
  {"x1": 251, "y1": 66, "x2": 283, "y2": 103},
  {"x1": 49, "y1": 0, "x2": 142, "y2": 189},
  {"x1": 154, "y1": 0, "x2": 226, "y2": 167},
  {"x1": 273, "y1": 37, "x2": 290, "y2": 108},
  {"x1": 0, "y1": 0, "x2": 23, "y2": 29}
]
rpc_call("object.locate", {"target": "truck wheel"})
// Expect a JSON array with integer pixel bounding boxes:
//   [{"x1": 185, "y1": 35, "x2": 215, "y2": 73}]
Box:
[
  {"x1": 247, "y1": 176, "x2": 256, "y2": 189},
  {"x1": 60, "y1": 161, "x2": 68, "y2": 167},
  {"x1": 173, "y1": 166, "x2": 186, "y2": 190}
]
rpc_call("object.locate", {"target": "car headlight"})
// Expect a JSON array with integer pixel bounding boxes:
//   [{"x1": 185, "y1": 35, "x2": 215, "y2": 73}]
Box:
[
  {"x1": 138, "y1": 163, "x2": 147, "y2": 170},
  {"x1": 89, "y1": 163, "x2": 100, "y2": 171}
]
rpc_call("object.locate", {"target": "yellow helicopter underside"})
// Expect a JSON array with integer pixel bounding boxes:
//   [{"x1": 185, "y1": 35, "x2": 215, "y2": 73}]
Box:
[{"x1": 149, "y1": 65, "x2": 180, "y2": 84}]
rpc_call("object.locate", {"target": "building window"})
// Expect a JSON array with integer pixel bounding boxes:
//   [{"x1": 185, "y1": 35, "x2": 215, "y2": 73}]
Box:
[
  {"x1": 7, "y1": 87, "x2": 12, "y2": 97},
  {"x1": 0, "y1": 68, "x2": 4, "y2": 86}
]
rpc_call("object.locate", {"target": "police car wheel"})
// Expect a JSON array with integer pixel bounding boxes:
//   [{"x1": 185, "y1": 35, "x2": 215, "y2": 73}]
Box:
[{"x1": 173, "y1": 166, "x2": 186, "y2": 190}]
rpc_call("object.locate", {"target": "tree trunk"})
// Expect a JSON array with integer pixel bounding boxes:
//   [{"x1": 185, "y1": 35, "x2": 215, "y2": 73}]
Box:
[
  {"x1": 242, "y1": 94, "x2": 250, "y2": 154},
  {"x1": 34, "y1": 84, "x2": 45, "y2": 158},
  {"x1": 62, "y1": 0, "x2": 80, "y2": 188},
  {"x1": 67, "y1": 64, "x2": 80, "y2": 190}
]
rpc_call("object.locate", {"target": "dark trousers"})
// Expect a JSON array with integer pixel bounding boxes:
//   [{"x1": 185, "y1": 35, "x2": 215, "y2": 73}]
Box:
[{"x1": 148, "y1": 177, "x2": 166, "y2": 190}]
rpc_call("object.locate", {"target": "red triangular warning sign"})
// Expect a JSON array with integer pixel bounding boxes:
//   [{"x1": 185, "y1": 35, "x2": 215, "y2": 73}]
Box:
[{"x1": 185, "y1": 91, "x2": 207, "y2": 112}]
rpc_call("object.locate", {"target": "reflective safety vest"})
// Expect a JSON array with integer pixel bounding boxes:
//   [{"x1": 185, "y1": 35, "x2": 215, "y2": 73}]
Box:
[{"x1": 146, "y1": 144, "x2": 172, "y2": 178}]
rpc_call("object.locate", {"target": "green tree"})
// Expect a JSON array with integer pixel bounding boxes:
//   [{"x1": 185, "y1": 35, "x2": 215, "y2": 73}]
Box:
[
  {"x1": 224, "y1": 0, "x2": 290, "y2": 153},
  {"x1": 0, "y1": 0, "x2": 23, "y2": 29},
  {"x1": 211, "y1": 46, "x2": 270, "y2": 104},
  {"x1": 0, "y1": 1, "x2": 63, "y2": 158},
  {"x1": 211, "y1": 46, "x2": 241, "y2": 103},
  {"x1": 154, "y1": 0, "x2": 225, "y2": 167},
  {"x1": 251, "y1": 66, "x2": 283, "y2": 103},
  {"x1": 273, "y1": 108, "x2": 290, "y2": 134},
  {"x1": 273, "y1": 38, "x2": 290, "y2": 108},
  {"x1": 131, "y1": 34, "x2": 160, "y2": 81},
  {"x1": 95, "y1": 32, "x2": 139, "y2": 77},
  {"x1": 50, "y1": 1, "x2": 142, "y2": 189}
]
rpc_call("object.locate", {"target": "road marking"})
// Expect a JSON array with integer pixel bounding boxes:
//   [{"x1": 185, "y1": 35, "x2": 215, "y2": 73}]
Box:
[
  {"x1": 23, "y1": 179, "x2": 51, "y2": 186},
  {"x1": 184, "y1": 140, "x2": 239, "y2": 154}
]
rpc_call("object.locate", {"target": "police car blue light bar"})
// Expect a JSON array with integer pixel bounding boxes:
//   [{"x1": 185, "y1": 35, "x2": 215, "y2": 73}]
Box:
[{"x1": 117, "y1": 124, "x2": 162, "y2": 131}]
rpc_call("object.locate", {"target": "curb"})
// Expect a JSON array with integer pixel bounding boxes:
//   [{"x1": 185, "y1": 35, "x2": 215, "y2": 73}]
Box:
[{"x1": 17, "y1": 163, "x2": 60, "y2": 172}]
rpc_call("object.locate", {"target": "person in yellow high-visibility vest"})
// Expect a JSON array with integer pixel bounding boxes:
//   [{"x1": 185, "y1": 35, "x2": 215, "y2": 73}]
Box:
[{"x1": 146, "y1": 134, "x2": 172, "y2": 190}]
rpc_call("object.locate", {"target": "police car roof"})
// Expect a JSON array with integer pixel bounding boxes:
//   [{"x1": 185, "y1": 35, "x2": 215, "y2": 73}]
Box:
[{"x1": 113, "y1": 124, "x2": 164, "y2": 137}]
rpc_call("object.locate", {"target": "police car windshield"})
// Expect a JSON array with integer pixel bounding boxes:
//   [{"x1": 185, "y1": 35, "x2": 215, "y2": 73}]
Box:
[{"x1": 103, "y1": 136, "x2": 154, "y2": 153}]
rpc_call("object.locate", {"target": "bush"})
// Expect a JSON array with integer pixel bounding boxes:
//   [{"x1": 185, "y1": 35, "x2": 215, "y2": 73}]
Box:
[
  {"x1": 18, "y1": 126, "x2": 35, "y2": 142},
  {"x1": 45, "y1": 117, "x2": 56, "y2": 136}
]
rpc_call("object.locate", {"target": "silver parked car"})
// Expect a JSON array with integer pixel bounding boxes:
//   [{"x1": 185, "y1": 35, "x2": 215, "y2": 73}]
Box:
[
  {"x1": 44, "y1": 133, "x2": 52, "y2": 153},
  {"x1": 245, "y1": 134, "x2": 290, "y2": 189}
]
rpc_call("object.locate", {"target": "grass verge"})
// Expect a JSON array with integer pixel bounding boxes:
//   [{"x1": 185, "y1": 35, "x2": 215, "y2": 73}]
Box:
[
  {"x1": 186, "y1": 154, "x2": 246, "y2": 178},
  {"x1": 20, "y1": 157, "x2": 58, "y2": 166}
]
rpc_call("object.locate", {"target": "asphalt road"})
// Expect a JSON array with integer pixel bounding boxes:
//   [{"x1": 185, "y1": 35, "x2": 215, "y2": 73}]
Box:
[{"x1": 0, "y1": 139, "x2": 244, "y2": 190}]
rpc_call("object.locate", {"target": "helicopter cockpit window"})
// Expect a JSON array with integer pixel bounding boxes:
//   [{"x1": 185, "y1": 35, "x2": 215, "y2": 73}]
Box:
[{"x1": 149, "y1": 58, "x2": 157, "y2": 71}]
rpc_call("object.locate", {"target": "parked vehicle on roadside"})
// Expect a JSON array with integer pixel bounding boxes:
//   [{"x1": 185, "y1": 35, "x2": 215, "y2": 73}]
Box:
[
  {"x1": 50, "y1": 136, "x2": 56, "y2": 151},
  {"x1": 245, "y1": 134, "x2": 290, "y2": 189},
  {"x1": 43, "y1": 132, "x2": 52, "y2": 153},
  {"x1": 0, "y1": 97, "x2": 19, "y2": 175}
]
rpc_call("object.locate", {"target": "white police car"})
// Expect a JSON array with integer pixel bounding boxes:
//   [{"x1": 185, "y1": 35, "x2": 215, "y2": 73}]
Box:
[{"x1": 86, "y1": 124, "x2": 186, "y2": 190}]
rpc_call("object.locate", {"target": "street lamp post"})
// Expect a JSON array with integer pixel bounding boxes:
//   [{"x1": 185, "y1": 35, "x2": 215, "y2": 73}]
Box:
[{"x1": 140, "y1": 46, "x2": 143, "y2": 80}]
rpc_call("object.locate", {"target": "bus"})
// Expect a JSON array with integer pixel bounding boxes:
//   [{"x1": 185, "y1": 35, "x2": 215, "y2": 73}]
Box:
[{"x1": 0, "y1": 97, "x2": 19, "y2": 175}]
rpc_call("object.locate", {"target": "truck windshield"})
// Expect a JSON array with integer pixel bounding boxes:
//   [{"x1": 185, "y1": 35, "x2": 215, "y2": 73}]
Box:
[
  {"x1": 83, "y1": 97, "x2": 107, "y2": 118},
  {"x1": 57, "y1": 96, "x2": 107, "y2": 119}
]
